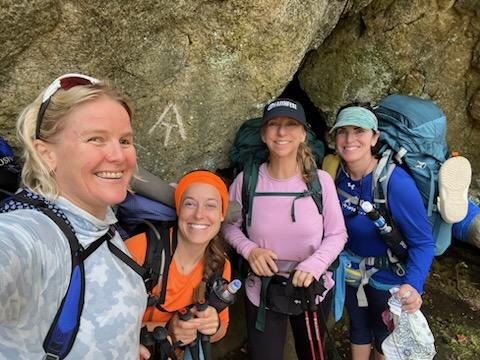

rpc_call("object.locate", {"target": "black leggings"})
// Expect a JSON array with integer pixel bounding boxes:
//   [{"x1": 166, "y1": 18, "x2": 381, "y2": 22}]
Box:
[{"x1": 245, "y1": 291, "x2": 332, "y2": 360}]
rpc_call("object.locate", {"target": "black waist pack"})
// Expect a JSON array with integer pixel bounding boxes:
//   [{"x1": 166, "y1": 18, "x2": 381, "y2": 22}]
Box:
[
  {"x1": 266, "y1": 275, "x2": 303, "y2": 315},
  {"x1": 265, "y1": 274, "x2": 327, "y2": 316},
  {"x1": 255, "y1": 273, "x2": 328, "y2": 331}
]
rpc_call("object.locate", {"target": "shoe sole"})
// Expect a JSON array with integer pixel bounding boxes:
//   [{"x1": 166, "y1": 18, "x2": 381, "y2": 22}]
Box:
[{"x1": 437, "y1": 156, "x2": 471, "y2": 223}]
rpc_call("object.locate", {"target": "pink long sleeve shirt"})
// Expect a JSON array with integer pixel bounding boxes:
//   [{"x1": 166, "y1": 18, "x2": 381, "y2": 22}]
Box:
[{"x1": 222, "y1": 163, "x2": 347, "y2": 306}]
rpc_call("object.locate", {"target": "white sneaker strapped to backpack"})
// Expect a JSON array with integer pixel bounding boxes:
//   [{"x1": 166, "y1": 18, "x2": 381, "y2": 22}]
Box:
[{"x1": 437, "y1": 155, "x2": 472, "y2": 224}]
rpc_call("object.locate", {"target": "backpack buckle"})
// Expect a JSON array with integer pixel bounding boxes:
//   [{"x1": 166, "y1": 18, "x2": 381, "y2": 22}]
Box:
[
  {"x1": 43, "y1": 353, "x2": 60, "y2": 360},
  {"x1": 147, "y1": 294, "x2": 159, "y2": 307},
  {"x1": 386, "y1": 249, "x2": 406, "y2": 276},
  {"x1": 144, "y1": 276, "x2": 154, "y2": 290}
]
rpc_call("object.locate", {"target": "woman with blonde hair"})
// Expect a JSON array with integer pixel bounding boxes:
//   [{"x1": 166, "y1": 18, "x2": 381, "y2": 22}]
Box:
[
  {"x1": 223, "y1": 98, "x2": 347, "y2": 359},
  {"x1": 0, "y1": 73, "x2": 147, "y2": 359}
]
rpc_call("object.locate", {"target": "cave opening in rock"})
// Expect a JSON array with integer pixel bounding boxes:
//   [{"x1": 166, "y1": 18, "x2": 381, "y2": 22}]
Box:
[{"x1": 279, "y1": 72, "x2": 328, "y2": 149}]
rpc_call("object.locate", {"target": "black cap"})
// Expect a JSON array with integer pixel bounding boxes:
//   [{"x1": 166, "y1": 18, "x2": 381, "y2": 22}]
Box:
[{"x1": 262, "y1": 98, "x2": 307, "y2": 127}]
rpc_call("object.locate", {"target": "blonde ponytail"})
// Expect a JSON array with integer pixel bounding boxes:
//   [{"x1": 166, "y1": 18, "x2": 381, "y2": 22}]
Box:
[{"x1": 297, "y1": 141, "x2": 316, "y2": 183}]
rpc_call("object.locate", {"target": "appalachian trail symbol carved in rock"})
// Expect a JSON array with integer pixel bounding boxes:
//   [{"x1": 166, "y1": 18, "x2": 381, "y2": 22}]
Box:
[{"x1": 148, "y1": 103, "x2": 187, "y2": 146}]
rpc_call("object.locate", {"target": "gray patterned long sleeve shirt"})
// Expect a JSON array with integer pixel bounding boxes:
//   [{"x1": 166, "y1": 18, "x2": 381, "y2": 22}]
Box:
[{"x1": 0, "y1": 196, "x2": 147, "y2": 359}]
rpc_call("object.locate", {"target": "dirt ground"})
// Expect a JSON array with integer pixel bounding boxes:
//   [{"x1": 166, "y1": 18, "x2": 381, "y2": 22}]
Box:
[{"x1": 219, "y1": 241, "x2": 480, "y2": 359}]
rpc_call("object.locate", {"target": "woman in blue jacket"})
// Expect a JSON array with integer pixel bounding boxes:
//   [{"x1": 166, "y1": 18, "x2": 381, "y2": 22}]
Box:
[{"x1": 331, "y1": 103, "x2": 435, "y2": 360}]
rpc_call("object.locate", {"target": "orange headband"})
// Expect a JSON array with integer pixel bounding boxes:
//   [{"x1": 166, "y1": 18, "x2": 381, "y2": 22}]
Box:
[{"x1": 175, "y1": 170, "x2": 229, "y2": 217}]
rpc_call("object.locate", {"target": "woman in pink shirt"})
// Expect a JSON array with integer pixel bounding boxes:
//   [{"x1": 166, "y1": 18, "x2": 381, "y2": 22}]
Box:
[{"x1": 223, "y1": 98, "x2": 347, "y2": 360}]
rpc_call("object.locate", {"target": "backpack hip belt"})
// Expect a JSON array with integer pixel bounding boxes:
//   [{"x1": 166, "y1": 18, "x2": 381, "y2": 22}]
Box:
[{"x1": 345, "y1": 250, "x2": 404, "y2": 307}]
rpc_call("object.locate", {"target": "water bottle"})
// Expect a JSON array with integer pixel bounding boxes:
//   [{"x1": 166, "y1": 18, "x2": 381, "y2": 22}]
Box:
[
  {"x1": 221, "y1": 279, "x2": 242, "y2": 302},
  {"x1": 360, "y1": 201, "x2": 408, "y2": 265},
  {"x1": 361, "y1": 201, "x2": 392, "y2": 234},
  {"x1": 208, "y1": 279, "x2": 242, "y2": 312}
]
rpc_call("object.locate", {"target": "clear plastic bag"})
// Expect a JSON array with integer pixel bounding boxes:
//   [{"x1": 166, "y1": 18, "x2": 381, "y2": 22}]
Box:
[{"x1": 381, "y1": 287, "x2": 436, "y2": 360}]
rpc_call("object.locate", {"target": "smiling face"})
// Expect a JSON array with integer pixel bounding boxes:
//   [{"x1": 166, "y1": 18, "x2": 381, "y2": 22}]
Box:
[
  {"x1": 261, "y1": 116, "x2": 306, "y2": 161},
  {"x1": 335, "y1": 125, "x2": 379, "y2": 167},
  {"x1": 177, "y1": 182, "x2": 224, "y2": 248},
  {"x1": 36, "y1": 96, "x2": 136, "y2": 218}
]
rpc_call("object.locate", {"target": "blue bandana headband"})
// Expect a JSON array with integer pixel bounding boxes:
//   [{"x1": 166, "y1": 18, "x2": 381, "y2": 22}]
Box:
[{"x1": 330, "y1": 106, "x2": 378, "y2": 133}]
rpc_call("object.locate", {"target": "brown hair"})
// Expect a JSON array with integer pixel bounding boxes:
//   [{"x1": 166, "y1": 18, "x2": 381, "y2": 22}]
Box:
[{"x1": 192, "y1": 234, "x2": 228, "y2": 303}]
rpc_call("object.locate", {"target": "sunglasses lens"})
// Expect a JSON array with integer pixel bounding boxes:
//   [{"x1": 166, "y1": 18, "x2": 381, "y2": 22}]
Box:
[{"x1": 59, "y1": 77, "x2": 93, "y2": 90}]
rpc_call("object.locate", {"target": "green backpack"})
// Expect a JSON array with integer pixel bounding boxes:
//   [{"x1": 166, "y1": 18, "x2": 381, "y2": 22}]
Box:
[{"x1": 228, "y1": 117, "x2": 325, "y2": 227}]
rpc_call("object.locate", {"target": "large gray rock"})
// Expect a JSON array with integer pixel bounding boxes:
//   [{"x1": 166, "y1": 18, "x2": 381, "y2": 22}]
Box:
[
  {"x1": 299, "y1": 0, "x2": 480, "y2": 181},
  {"x1": 0, "y1": 0, "x2": 347, "y2": 180}
]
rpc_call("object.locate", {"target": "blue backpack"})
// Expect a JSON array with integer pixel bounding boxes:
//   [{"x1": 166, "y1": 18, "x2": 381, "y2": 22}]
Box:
[
  {"x1": 374, "y1": 94, "x2": 452, "y2": 255},
  {"x1": 0, "y1": 136, "x2": 20, "y2": 199}
]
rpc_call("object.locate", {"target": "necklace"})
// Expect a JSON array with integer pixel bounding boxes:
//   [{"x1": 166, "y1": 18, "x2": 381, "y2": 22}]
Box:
[
  {"x1": 175, "y1": 250, "x2": 203, "y2": 275},
  {"x1": 341, "y1": 156, "x2": 378, "y2": 218},
  {"x1": 342, "y1": 156, "x2": 377, "y2": 181}
]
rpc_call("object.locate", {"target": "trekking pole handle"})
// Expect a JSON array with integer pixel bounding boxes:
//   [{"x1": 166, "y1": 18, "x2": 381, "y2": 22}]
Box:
[
  {"x1": 195, "y1": 298, "x2": 211, "y2": 342},
  {"x1": 178, "y1": 307, "x2": 192, "y2": 321}
]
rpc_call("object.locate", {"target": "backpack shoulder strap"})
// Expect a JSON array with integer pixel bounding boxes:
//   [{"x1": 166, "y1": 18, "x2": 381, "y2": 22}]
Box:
[
  {"x1": 372, "y1": 150, "x2": 395, "y2": 211},
  {"x1": 371, "y1": 156, "x2": 410, "y2": 264},
  {"x1": 123, "y1": 222, "x2": 176, "y2": 310},
  {"x1": 155, "y1": 225, "x2": 177, "y2": 306},
  {"x1": 1, "y1": 190, "x2": 98, "y2": 360},
  {"x1": 306, "y1": 166, "x2": 323, "y2": 215},
  {"x1": 322, "y1": 154, "x2": 341, "y2": 182},
  {"x1": 241, "y1": 160, "x2": 260, "y2": 228}
]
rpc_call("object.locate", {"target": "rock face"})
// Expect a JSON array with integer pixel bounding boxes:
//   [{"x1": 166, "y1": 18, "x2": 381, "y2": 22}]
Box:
[
  {"x1": 0, "y1": 0, "x2": 347, "y2": 180},
  {"x1": 300, "y1": 0, "x2": 480, "y2": 181},
  {"x1": 1, "y1": 1, "x2": 478, "y2": 179}
]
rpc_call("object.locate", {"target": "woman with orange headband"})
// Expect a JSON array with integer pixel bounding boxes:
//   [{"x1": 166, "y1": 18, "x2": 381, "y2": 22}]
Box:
[{"x1": 126, "y1": 170, "x2": 231, "y2": 358}]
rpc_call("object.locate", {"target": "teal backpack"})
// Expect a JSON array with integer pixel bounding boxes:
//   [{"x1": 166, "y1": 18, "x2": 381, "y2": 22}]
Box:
[
  {"x1": 229, "y1": 117, "x2": 326, "y2": 228},
  {"x1": 374, "y1": 94, "x2": 452, "y2": 256}
]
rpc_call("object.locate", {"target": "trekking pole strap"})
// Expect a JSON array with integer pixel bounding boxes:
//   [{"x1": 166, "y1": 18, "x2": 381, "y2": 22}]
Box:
[{"x1": 255, "y1": 276, "x2": 271, "y2": 332}]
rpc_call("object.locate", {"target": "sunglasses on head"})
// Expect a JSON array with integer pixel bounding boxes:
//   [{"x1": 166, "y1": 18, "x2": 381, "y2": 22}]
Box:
[{"x1": 35, "y1": 73, "x2": 100, "y2": 139}]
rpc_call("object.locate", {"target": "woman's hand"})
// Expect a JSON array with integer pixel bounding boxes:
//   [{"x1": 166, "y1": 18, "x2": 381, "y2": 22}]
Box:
[
  {"x1": 292, "y1": 270, "x2": 315, "y2": 287},
  {"x1": 397, "y1": 284, "x2": 422, "y2": 313},
  {"x1": 247, "y1": 248, "x2": 278, "y2": 276},
  {"x1": 191, "y1": 305, "x2": 220, "y2": 336},
  {"x1": 139, "y1": 344, "x2": 151, "y2": 359},
  {"x1": 167, "y1": 312, "x2": 200, "y2": 345}
]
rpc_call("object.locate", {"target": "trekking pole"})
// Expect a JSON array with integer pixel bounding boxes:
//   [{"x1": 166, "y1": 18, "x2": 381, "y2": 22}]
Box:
[
  {"x1": 178, "y1": 307, "x2": 200, "y2": 360},
  {"x1": 140, "y1": 326, "x2": 156, "y2": 359},
  {"x1": 302, "y1": 288, "x2": 317, "y2": 360},
  {"x1": 152, "y1": 326, "x2": 177, "y2": 360},
  {"x1": 311, "y1": 307, "x2": 324, "y2": 360},
  {"x1": 195, "y1": 298, "x2": 213, "y2": 360},
  {"x1": 307, "y1": 285, "x2": 325, "y2": 360}
]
